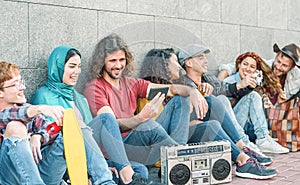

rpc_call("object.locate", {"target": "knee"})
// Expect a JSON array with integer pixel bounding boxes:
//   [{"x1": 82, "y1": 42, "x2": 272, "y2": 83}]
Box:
[
  {"x1": 248, "y1": 91, "x2": 261, "y2": 101},
  {"x1": 151, "y1": 124, "x2": 168, "y2": 136},
  {"x1": 4, "y1": 121, "x2": 27, "y2": 138},
  {"x1": 208, "y1": 95, "x2": 223, "y2": 107},
  {"x1": 217, "y1": 95, "x2": 230, "y2": 104},
  {"x1": 206, "y1": 120, "x2": 222, "y2": 130},
  {"x1": 173, "y1": 95, "x2": 190, "y2": 107},
  {"x1": 94, "y1": 113, "x2": 118, "y2": 127}
]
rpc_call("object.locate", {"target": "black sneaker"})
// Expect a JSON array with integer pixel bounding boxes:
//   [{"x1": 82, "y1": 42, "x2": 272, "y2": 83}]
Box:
[
  {"x1": 120, "y1": 173, "x2": 147, "y2": 185},
  {"x1": 236, "y1": 158, "x2": 278, "y2": 179},
  {"x1": 242, "y1": 146, "x2": 273, "y2": 166}
]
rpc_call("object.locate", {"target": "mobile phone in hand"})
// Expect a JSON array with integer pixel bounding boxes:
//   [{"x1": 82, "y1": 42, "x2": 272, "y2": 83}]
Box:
[{"x1": 147, "y1": 87, "x2": 169, "y2": 100}]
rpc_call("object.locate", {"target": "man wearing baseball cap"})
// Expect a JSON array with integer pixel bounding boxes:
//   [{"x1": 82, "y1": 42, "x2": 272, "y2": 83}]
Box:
[
  {"x1": 218, "y1": 43, "x2": 300, "y2": 100},
  {"x1": 177, "y1": 44, "x2": 278, "y2": 179}
]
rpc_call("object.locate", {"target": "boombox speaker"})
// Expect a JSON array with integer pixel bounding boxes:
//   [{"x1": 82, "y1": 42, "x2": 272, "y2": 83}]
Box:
[{"x1": 161, "y1": 140, "x2": 232, "y2": 185}]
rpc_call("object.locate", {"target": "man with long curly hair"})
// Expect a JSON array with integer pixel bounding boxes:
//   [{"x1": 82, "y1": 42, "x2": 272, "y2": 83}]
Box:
[{"x1": 83, "y1": 33, "x2": 207, "y2": 185}]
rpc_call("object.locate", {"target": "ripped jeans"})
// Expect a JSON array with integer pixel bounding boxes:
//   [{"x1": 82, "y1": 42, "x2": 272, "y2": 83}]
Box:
[{"x1": 0, "y1": 134, "x2": 66, "y2": 185}]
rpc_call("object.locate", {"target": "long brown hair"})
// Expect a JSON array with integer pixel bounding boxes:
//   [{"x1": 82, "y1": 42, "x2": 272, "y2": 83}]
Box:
[
  {"x1": 87, "y1": 33, "x2": 135, "y2": 81},
  {"x1": 235, "y1": 52, "x2": 282, "y2": 97}
]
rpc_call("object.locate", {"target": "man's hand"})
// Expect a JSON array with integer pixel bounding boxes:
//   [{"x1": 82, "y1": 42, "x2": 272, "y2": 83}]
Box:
[
  {"x1": 189, "y1": 89, "x2": 208, "y2": 120},
  {"x1": 278, "y1": 91, "x2": 287, "y2": 104},
  {"x1": 28, "y1": 105, "x2": 65, "y2": 126},
  {"x1": 136, "y1": 93, "x2": 165, "y2": 122},
  {"x1": 198, "y1": 83, "x2": 214, "y2": 96},
  {"x1": 38, "y1": 105, "x2": 65, "y2": 126},
  {"x1": 30, "y1": 134, "x2": 43, "y2": 164}
]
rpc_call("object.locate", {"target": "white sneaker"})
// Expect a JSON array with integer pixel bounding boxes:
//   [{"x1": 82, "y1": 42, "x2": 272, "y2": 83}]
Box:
[
  {"x1": 256, "y1": 136, "x2": 289, "y2": 154},
  {"x1": 247, "y1": 142, "x2": 268, "y2": 158}
]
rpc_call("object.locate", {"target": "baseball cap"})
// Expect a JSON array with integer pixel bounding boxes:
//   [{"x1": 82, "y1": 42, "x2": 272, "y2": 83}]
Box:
[
  {"x1": 273, "y1": 43, "x2": 300, "y2": 66},
  {"x1": 178, "y1": 44, "x2": 210, "y2": 66}
]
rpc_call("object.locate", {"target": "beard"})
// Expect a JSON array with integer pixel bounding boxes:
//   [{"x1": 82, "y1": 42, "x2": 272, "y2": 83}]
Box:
[{"x1": 104, "y1": 67, "x2": 122, "y2": 79}]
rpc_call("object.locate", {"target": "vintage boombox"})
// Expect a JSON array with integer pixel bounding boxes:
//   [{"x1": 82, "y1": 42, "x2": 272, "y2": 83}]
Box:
[{"x1": 161, "y1": 140, "x2": 232, "y2": 185}]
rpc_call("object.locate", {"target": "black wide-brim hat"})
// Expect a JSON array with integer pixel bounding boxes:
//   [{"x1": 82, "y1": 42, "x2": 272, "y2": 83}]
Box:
[{"x1": 273, "y1": 43, "x2": 300, "y2": 67}]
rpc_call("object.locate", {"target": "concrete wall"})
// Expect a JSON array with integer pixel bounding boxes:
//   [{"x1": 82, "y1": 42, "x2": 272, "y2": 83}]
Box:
[{"x1": 1, "y1": 0, "x2": 300, "y2": 101}]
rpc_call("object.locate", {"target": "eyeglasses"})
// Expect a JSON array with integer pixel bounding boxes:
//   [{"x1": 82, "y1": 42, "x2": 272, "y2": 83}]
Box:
[{"x1": 2, "y1": 79, "x2": 25, "y2": 90}]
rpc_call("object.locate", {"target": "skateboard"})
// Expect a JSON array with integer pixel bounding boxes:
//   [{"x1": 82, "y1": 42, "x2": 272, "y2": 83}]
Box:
[{"x1": 63, "y1": 108, "x2": 88, "y2": 185}]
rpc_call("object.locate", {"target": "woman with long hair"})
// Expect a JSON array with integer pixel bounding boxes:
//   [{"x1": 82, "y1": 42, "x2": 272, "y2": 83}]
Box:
[
  {"x1": 138, "y1": 48, "x2": 278, "y2": 180},
  {"x1": 224, "y1": 51, "x2": 289, "y2": 154}
]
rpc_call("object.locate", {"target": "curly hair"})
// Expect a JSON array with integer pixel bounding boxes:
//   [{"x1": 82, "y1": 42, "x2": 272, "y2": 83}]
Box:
[
  {"x1": 235, "y1": 52, "x2": 282, "y2": 97},
  {"x1": 0, "y1": 61, "x2": 20, "y2": 89},
  {"x1": 87, "y1": 33, "x2": 135, "y2": 81},
  {"x1": 139, "y1": 48, "x2": 176, "y2": 83}
]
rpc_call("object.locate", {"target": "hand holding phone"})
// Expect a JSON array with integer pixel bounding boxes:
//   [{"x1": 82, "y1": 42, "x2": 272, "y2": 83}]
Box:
[{"x1": 147, "y1": 87, "x2": 169, "y2": 100}]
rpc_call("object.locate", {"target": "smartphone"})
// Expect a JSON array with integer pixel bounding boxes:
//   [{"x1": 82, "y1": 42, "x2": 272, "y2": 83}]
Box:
[{"x1": 147, "y1": 87, "x2": 169, "y2": 100}]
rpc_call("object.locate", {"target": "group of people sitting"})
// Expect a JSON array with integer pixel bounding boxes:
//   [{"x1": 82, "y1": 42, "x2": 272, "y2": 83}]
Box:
[{"x1": 0, "y1": 33, "x2": 299, "y2": 185}]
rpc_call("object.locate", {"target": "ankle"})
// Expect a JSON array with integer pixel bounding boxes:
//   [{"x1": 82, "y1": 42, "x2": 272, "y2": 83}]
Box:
[{"x1": 237, "y1": 153, "x2": 250, "y2": 166}]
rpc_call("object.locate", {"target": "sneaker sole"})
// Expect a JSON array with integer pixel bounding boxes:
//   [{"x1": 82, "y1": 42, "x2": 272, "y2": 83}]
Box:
[
  {"x1": 260, "y1": 149, "x2": 289, "y2": 154},
  {"x1": 235, "y1": 171, "x2": 278, "y2": 180},
  {"x1": 260, "y1": 161, "x2": 273, "y2": 166}
]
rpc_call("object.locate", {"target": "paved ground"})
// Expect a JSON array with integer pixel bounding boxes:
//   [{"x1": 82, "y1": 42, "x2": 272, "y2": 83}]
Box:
[{"x1": 148, "y1": 151, "x2": 300, "y2": 184}]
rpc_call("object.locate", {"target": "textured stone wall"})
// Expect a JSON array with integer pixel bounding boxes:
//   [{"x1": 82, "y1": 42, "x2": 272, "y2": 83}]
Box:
[{"x1": 1, "y1": 0, "x2": 300, "y2": 101}]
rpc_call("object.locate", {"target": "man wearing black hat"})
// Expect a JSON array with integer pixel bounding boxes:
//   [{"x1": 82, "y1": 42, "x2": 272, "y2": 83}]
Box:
[
  {"x1": 218, "y1": 43, "x2": 300, "y2": 100},
  {"x1": 177, "y1": 44, "x2": 283, "y2": 155}
]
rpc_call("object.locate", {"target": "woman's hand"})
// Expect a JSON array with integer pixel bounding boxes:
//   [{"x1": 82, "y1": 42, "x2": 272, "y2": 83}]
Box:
[
  {"x1": 237, "y1": 73, "x2": 257, "y2": 89},
  {"x1": 109, "y1": 167, "x2": 119, "y2": 178}
]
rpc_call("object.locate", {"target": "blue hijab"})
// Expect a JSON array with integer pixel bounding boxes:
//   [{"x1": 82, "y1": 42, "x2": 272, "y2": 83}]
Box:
[{"x1": 32, "y1": 46, "x2": 93, "y2": 124}]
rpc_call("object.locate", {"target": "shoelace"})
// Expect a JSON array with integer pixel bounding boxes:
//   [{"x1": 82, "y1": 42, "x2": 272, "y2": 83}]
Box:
[
  {"x1": 242, "y1": 146, "x2": 259, "y2": 158},
  {"x1": 248, "y1": 158, "x2": 263, "y2": 168}
]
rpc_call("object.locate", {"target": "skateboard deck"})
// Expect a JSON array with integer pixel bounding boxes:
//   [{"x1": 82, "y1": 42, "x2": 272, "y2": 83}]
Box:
[{"x1": 63, "y1": 108, "x2": 88, "y2": 185}]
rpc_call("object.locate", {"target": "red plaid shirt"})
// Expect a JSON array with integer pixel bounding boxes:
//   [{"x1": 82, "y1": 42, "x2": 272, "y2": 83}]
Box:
[{"x1": 0, "y1": 103, "x2": 58, "y2": 145}]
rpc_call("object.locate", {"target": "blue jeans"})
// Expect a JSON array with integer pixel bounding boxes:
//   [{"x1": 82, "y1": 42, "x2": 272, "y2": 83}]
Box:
[
  {"x1": 188, "y1": 120, "x2": 241, "y2": 162},
  {"x1": 89, "y1": 114, "x2": 150, "y2": 180},
  {"x1": 216, "y1": 95, "x2": 251, "y2": 145},
  {"x1": 91, "y1": 113, "x2": 177, "y2": 167},
  {"x1": 155, "y1": 96, "x2": 190, "y2": 144},
  {"x1": 0, "y1": 137, "x2": 45, "y2": 185},
  {"x1": 232, "y1": 91, "x2": 269, "y2": 139},
  {"x1": 204, "y1": 95, "x2": 243, "y2": 143},
  {"x1": 125, "y1": 96, "x2": 189, "y2": 165},
  {"x1": 107, "y1": 160, "x2": 148, "y2": 183},
  {"x1": 81, "y1": 127, "x2": 116, "y2": 185},
  {"x1": 190, "y1": 95, "x2": 244, "y2": 162},
  {"x1": 0, "y1": 134, "x2": 66, "y2": 185}
]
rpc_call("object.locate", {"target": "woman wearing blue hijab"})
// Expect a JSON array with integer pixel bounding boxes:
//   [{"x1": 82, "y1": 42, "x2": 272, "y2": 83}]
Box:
[
  {"x1": 31, "y1": 46, "x2": 117, "y2": 184},
  {"x1": 32, "y1": 46, "x2": 148, "y2": 185}
]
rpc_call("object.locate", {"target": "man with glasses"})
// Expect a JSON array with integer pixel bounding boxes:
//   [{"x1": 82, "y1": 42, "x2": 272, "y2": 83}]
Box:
[{"x1": 0, "y1": 61, "x2": 67, "y2": 184}]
